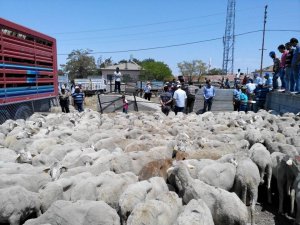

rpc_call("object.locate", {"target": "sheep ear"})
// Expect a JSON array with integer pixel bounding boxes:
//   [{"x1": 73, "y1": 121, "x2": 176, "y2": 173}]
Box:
[
  {"x1": 167, "y1": 166, "x2": 175, "y2": 174},
  {"x1": 286, "y1": 159, "x2": 293, "y2": 166},
  {"x1": 15, "y1": 154, "x2": 21, "y2": 162},
  {"x1": 43, "y1": 168, "x2": 51, "y2": 173},
  {"x1": 187, "y1": 164, "x2": 195, "y2": 169},
  {"x1": 61, "y1": 166, "x2": 68, "y2": 172}
]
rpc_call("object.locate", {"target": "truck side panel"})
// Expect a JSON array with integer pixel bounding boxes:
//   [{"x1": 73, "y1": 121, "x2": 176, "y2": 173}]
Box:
[{"x1": 0, "y1": 17, "x2": 57, "y2": 122}]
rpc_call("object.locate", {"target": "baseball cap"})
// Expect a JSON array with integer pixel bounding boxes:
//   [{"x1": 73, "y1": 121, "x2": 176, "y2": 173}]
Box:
[
  {"x1": 61, "y1": 85, "x2": 65, "y2": 89},
  {"x1": 75, "y1": 85, "x2": 80, "y2": 89},
  {"x1": 269, "y1": 51, "x2": 275, "y2": 57}
]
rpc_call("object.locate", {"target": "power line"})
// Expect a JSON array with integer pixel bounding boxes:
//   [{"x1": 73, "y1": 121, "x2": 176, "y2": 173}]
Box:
[
  {"x1": 53, "y1": 6, "x2": 263, "y2": 35},
  {"x1": 57, "y1": 21, "x2": 225, "y2": 42},
  {"x1": 57, "y1": 29, "x2": 298, "y2": 56},
  {"x1": 53, "y1": 12, "x2": 226, "y2": 35},
  {"x1": 58, "y1": 30, "x2": 262, "y2": 55},
  {"x1": 266, "y1": 29, "x2": 300, "y2": 32}
]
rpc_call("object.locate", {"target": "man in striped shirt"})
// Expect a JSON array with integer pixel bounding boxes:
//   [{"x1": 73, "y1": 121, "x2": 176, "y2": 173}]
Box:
[{"x1": 72, "y1": 86, "x2": 85, "y2": 112}]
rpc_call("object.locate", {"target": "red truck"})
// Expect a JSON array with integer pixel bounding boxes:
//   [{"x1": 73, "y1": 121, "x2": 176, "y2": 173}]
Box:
[{"x1": 0, "y1": 18, "x2": 58, "y2": 123}]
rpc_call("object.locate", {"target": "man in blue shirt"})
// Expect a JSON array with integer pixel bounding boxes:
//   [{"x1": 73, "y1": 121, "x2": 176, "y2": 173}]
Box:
[
  {"x1": 201, "y1": 79, "x2": 215, "y2": 113},
  {"x1": 290, "y1": 38, "x2": 300, "y2": 92},
  {"x1": 239, "y1": 86, "x2": 248, "y2": 112},
  {"x1": 263, "y1": 73, "x2": 273, "y2": 90},
  {"x1": 72, "y1": 86, "x2": 85, "y2": 112},
  {"x1": 254, "y1": 82, "x2": 269, "y2": 112},
  {"x1": 233, "y1": 85, "x2": 241, "y2": 111}
]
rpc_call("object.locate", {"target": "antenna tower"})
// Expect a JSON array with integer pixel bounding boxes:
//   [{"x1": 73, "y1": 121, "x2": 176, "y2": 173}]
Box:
[{"x1": 222, "y1": 0, "x2": 236, "y2": 75}]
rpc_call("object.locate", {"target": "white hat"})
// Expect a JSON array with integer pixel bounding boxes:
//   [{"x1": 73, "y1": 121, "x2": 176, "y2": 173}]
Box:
[
  {"x1": 61, "y1": 85, "x2": 66, "y2": 89},
  {"x1": 75, "y1": 85, "x2": 79, "y2": 89}
]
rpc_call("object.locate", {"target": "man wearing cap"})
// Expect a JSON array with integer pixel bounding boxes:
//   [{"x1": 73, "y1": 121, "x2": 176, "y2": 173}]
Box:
[
  {"x1": 269, "y1": 51, "x2": 280, "y2": 90},
  {"x1": 173, "y1": 84, "x2": 187, "y2": 115},
  {"x1": 72, "y1": 86, "x2": 85, "y2": 112},
  {"x1": 58, "y1": 85, "x2": 70, "y2": 113}
]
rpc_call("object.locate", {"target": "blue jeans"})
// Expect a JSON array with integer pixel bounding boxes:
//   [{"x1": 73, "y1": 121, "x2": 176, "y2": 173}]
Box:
[
  {"x1": 174, "y1": 106, "x2": 184, "y2": 115},
  {"x1": 273, "y1": 72, "x2": 279, "y2": 89},
  {"x1": 293, "y1": 65, "x2": 300, "y2": 92},
  {"x1": 203, "y1": 98, "x2": 213, "y2": 113},
  {"x1": 285, "y1": 67, "x2": 292, "y2": 92},
  {"x1": 240, "y1": 104, "x2": 248, "y2": 112},
  {"x1": 75, "y1": 102, "x2": 83, "y2": 112},
  {"x1": 279, "y1": 68, "x2": 286, "y2": 89}
]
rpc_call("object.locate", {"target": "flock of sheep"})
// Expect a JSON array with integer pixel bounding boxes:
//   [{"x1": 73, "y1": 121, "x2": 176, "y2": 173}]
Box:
[{"x1": 0, "y1": 108, "x2": 299, "y2": 225}]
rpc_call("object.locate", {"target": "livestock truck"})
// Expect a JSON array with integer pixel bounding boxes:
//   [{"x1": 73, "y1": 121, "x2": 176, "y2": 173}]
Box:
[
  {"x1": 0, "y1": 18, "x2": 58, "y2": 123},
  {"x1": 74, "y1": 78, "x2": 107, "y2": 96}
]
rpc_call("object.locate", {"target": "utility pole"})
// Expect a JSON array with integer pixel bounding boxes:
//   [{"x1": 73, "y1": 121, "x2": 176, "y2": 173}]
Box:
[{"x1": 259, "y1": 5, "x2": 268, "y2": 76}]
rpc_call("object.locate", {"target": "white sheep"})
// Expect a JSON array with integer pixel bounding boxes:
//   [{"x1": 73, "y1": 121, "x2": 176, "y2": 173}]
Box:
[{"x1": 169, "y1": 161, "x2": 248, "y2": 225}]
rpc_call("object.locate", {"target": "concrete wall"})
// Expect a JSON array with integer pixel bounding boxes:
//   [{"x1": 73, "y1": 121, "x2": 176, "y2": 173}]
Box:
[{"x1": 266, "y1": 92, "x2": 300, "y2": 114}]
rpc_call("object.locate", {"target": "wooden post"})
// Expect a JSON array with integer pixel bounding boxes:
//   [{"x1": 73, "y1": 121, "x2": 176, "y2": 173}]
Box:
[
  {"x1": 133, "y1": 93, "x2": 138, "y2": 112},
  {"x1": 97, "y1": 93, "x2": 103, "y2": 114}
]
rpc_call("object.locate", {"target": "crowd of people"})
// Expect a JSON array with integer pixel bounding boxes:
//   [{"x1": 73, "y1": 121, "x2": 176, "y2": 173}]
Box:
[
  {"x1": 58, "y1": 37, "x2": 299, "y2": 115},
  {"x1": 268, "y1": 37, "x2": 300, "y2": 92},
  {"x1": 159, "y1": 76, "x2": 215, "y2": 116},
  {"x1": 231, "y1": 37, "x2": 300, "y2": 113},
  {"x1": 58, "y1": 83, "x2": 85, "y2": 113}
]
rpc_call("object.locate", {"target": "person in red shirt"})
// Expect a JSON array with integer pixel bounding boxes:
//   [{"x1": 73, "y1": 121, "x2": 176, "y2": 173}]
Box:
[
  {"x1": 278, "y1": 44, "x2": 288, "y2": 90},
  {"x1": 121, "y1": 95, "x2": 128, "y2": 114}
]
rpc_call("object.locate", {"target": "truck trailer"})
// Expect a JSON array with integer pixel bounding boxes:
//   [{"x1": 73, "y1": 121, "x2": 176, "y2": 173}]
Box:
[{"x1": 0, "y1": 18, "x2": 58, "y2": 123}]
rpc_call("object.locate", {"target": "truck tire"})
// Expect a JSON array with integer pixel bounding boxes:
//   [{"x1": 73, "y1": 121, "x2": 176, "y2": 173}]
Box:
[
  {"x1": 0, "y1": 110, "x2": 10, "y2": 124},
  {"x1": 14, "y1": 105, "x2": 33, "y2": 120}
]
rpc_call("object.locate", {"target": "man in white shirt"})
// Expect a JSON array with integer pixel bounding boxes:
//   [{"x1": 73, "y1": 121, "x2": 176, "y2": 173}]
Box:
[
  {"x1": 114, "y1": 67, "x2": 122, "y2": 93},
  {"x1": 173, "y1": 84, "x2": 187, "y2": 115}
]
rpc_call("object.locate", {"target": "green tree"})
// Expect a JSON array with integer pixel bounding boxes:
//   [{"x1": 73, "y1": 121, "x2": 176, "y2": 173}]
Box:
[
  {"x1": 208, "y1": 68, "x2": 223, "y2": 75},
  {"x1": 65, "y1": 49, "x2": 97, "y2": 80},
  {"x1": 140, "y1": 59, "x2": 173, "y2": 81},
  {"x1": 177, "y1": 60, "x2": 207, "y2": 82}
]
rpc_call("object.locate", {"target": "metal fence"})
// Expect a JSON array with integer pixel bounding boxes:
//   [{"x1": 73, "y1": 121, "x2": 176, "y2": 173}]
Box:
[{"x1": 0, "y1": 98, "x2": 58, "y2": 124}]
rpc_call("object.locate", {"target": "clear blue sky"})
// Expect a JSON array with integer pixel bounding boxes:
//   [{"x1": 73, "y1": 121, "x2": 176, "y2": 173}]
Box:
[{"x1": 1, "y1": 0, "x2": 299, "y2": 75}]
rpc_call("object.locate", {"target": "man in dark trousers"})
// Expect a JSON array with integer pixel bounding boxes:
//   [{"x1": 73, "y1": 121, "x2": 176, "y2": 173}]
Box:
[
  {"x1": 197, "y1": 79, "x2": 215, "y2": 114},
  {"x1": 185, "y1": 82, "x2": 199, "y2": 114},
  {"x1": 269, "y1": 51, "x2": 280, "y2": 90},
  {"x1": 72, "y1": 86, "x2": 85, "y2": 112},
  {"x1": 114, "y1": 67, "x2": 122, "y2": 93}
]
